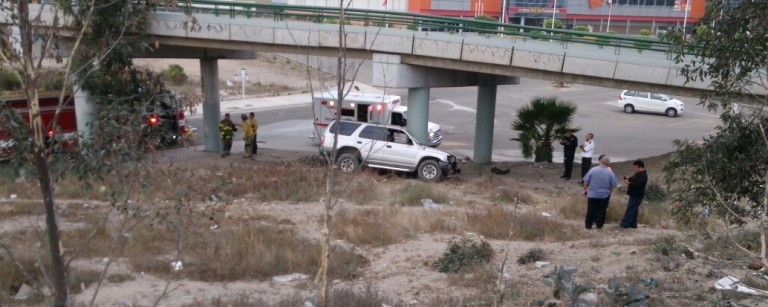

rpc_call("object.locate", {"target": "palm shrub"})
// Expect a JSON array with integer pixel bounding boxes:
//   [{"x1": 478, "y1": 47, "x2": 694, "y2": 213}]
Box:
[{"x1": 511, "y1": 96, "x2": 579, "y2": 163}]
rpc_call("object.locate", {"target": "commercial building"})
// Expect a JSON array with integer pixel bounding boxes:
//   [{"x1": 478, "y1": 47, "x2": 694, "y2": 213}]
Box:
[{"x1": 285, "y1": 0, "x2": 707, "y2": 35}]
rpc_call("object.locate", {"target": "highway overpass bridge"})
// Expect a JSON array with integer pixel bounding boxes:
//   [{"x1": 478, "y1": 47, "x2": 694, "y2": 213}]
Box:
[{"x1": 7, "y1": 1, "x2": 743, "y2": 162}]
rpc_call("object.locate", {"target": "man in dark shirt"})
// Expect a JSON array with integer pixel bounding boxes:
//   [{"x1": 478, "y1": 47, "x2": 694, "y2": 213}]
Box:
[
  {"x1": 620, "y1": 159, "x2": 648, "y2": 229},
  {"x1": 560, "y1": 130, "x2": 578, "y2": 180}
]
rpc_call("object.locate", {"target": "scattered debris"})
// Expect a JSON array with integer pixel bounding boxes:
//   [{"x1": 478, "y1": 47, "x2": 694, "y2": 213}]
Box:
[
  {"x1": 13, "y1": 284, "x2": 34, "y2": 300},
  {"x1": 170, "y1": 260, "x2": 183, "y2": 271},
  {"x1": 210, "y1": 224, "x2": 220, "y2": 230},
  {"x1": 541, "y1": 212, "x2": 552, "y2": 217},
  {"x1": 543, "y1": 266, "x2": 577, "y2": 278},
  {"x1": 421, "y1": 199, "x2": 442, "y2": 209},
  {"x1": 9, "y1": 194, "x2": 17, "y2": 200},
  {"x1": 273, "y1": 273, "x2": 309, "y2": 283},
  {"x1": 535, "y1": 261, "x2": 550, "y2": 268},
  {"x1": 302, "y1": 301, "x2": 315, "y2": 307},
  {"x1": 639, "y1": 277, "x2": 659, "y2": 288},
  {"x1": 714, "y1": 276, "x2": 768, "y2": 296},
  {"x1": 491, "y1": 167, "x2": 510, "y2": 175}
]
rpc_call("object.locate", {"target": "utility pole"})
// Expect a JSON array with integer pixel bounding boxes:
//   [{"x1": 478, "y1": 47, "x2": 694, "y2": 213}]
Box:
[
  {"x1": 683, "y1": 0, "x2": 690, "y2": 35},
  {"x1": 606, "y1": 0, "x2": 613, "y2": 33},
  {"x1": 240, "y1": 67, "x2": 246, "y2": 101},
  {"x1": 551, "y1": 0, "x2": 557, "y2": 30}
]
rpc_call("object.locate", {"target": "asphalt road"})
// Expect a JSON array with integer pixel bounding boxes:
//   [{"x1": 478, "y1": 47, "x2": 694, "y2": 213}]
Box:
[{"x1": 186, "y1": 77, "x2": 720, "y2": 163}]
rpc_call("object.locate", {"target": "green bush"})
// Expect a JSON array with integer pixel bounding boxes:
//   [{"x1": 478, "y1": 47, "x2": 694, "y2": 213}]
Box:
[
  {"x1": 574, "y1": 25, "x2": 589, "y2": 32},
  {"x1": 433, "y1": 238, "x2": 493, "y2": 273},
  {"x1": 639, "y1": 29, "x2": 652, "y2": 37},
  {"x1": 543, "y1": 19, "x2": 563, "y2": 30},
  {"x1": 652, "y1": 235, "x2": 678, "y2": 256},
  {"x1": 644, "y1": 182, "x2": 667, "y2": 203},
  {"x1": 161, "y1": 64, "x2": 188, "y2": 86},
  {"x1": 517, "y1": 247, "x2": 546, "y2": 265},
  {"x1": 0, "y1": 68, "x2": 23, "y2": 91}
]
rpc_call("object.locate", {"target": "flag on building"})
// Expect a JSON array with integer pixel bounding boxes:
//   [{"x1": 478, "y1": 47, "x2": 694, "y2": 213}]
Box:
[{"x1": 588, "y1": 0, "x2": 604, "y2": 9}]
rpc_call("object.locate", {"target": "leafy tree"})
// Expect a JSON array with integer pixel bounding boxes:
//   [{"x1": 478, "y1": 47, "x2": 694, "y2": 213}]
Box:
[
  {"x1": 543, "y1": 19, "x2": 563, "y2": 30},
  {"x1": 662, "y1": 0, "x2": 768, "y2": 269},
  {"x1": 162, "y1": 64, "x2": 189, "y2": 86},
  {"x1": 0, "y1": 1, "x2": 169, "y2": 305},
  {"x1": 511, "y1": 96, "x2": 579, "y2": 163}
]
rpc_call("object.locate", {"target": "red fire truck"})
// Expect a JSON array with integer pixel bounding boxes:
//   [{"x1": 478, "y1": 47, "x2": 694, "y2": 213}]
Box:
[
  {"x1": 0, "y1": 91, "x2": 78, "y2": 160},
  {"x1": 0, "y1": 91, "x2": 187, "y2": 160}
]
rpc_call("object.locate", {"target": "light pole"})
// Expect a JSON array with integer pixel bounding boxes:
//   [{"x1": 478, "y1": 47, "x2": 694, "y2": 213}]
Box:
[
  {"x1": 683, "y1": 0, "x2": 690, "y2": 35},
  {"x1": 606, "y1": 0, "x2": 613, "y2": 33},
  {"x1": 240, "y1": 68, "x2": 246, "y2": 101},
  {"x1": 551, "y1": 0, "x2": 557, "y2": 30}
]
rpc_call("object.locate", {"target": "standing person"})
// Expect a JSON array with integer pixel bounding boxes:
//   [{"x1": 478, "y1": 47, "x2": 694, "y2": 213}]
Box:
[
  {"x1": 578, "y1": 133, "x2": 595, "y2": 184},
  {"x1": 559, "y1": 130, "x2": 578, "y2": 180},
  {"x1": 582, "y1": 155, "x2": 617, "y2": 229},
  {"x1": 248, "y1": 112, "x2": 259, "y2": 156},
  {"x1": 240, "y1": 114, "x2": 255, "y2": 159},
  {"x1": 620, "y1": 159, "x2": 648, "y2": 229},
  {"x1": 218, "y1": 113, "x2": 236, "y2": 157}
]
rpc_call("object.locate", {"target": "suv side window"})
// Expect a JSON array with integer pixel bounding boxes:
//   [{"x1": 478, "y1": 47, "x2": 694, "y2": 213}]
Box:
[
  {"x1": 650, "y1": 93, "x2": 665, "y2": 101},
  {"x1": 359, "y1": 126, "x2": 388, "y2": 141},
  {"x1": 328, "y1": 121, "x2": 361, "y2": 136},
  {"x1": 635, "y1": 91, "x2": 650, "y2": 98}
]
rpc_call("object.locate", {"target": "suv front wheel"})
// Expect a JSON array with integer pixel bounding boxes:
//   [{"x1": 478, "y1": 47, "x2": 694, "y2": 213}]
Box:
[
  {"x1": 418, "y1": 160, "x2": 443, "y2": 182},
  {"x1": 337, "y1": 153, "x2": 360, "y2": 173}
]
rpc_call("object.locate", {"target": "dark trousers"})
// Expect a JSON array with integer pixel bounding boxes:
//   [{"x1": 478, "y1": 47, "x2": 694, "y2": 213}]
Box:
[
  {"x1": 563, "y1": 155, "x2": 574, "y2": 179},
  {"x1": 252, "y1": 135, "x2": 258, "y2": 155},
  {"x1": 580, "y1": 157, "x2": 592, "y2": 180},
  {"x1": 222, "y1": 138, "x2": 233, "y2": 154},
  {"x1": 620, "y1": 196, "x2": 643, "y2": 228},
  {"x1": 585, "y1": 197, "x2": 610, "y2": 229}
]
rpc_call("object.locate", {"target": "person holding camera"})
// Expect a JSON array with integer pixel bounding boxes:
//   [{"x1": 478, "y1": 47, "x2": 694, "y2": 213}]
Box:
[
  {"x1": 620, "y1": 159, "x2": 648, "y2": 229},
  {"x1": 560, "y1": 130, "x2": 578, "y2": 180},
  {"x1": 578, "y1": 133, "x2": 595, "y2": 184}
]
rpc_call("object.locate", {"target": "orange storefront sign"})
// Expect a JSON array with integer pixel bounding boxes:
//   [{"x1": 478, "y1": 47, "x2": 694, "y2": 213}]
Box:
[{"x1": 588, "y1": 0, "x2": 604, "y2": 9}]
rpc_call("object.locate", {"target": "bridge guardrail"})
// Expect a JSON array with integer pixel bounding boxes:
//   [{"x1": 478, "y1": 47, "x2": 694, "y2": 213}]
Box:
[{"x1": 164, "y1": 0, "x2": 671, "y2": 54}]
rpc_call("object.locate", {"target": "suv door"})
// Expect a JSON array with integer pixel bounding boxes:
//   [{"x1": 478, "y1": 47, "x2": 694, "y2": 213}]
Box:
[
  {"x1": 649, "y1": 93, "x2": 668, "y2": 113},
  {"x1": 378, "y1": 129, "x2": 419, "y2": 169},
  {"x1": 357, "y1": 125, "x2": 389, "y2": 164},
  {"x1": 630, "y1": 91, "x2": 651, "y2": 112}
]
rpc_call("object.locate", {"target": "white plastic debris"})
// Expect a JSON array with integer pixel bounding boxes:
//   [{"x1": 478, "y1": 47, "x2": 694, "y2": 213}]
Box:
[
  {"x1": 421, "y1": 199, "x2": 442, "y2": 209},
  {"x1": 541, "y1": 212, "x2": 552, "y2": 217},
  {"x1": 273, "y1": 273, "x2": 309, "y2": 283},
  {"x1": 9, "y1": 194, "x2": 17, "y2": 200},
  {"x1": 13, "y1": 284, "x2": 34, "y2": 300},
  {"x1": 210, "y1": 224, "x2": 220, "y2": 230},
  {"x1": 535, "y1": 261, "x2": 550, "y2": 268},
  {"x1": 714, "y1": 276, "x2": 768, "y2": 296},
  {"x1": 171, "y1": 260, "x2": 183, "y2": 271},
  {"x1": 302, "y1": 301, "x2": 315, "y2": 307}
]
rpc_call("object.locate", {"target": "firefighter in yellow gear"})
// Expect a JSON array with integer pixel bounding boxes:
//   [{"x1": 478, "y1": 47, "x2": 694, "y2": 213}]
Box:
[
  {"x1": 248, "y1": 112, "x2": 259, "y2": 155},
  {"x1": 241, "y1": 114, "x2": 256, "y2": 159},
  {"x1": 219, "y1": 113, "x2": 236, "y2": 157}
]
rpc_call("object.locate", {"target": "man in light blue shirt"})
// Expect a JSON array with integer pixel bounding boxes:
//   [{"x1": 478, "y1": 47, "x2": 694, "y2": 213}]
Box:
[{"x1": 582, "y1": 155, "x2": 617, "y2": 229}]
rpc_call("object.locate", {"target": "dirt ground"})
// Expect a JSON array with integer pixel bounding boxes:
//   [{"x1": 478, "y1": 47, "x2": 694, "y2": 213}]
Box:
[{"x1": 2, "y1": 55, "x2": 766, "y2": 306}]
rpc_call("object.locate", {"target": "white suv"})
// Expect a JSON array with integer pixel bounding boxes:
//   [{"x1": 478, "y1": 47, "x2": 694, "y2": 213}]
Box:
[
  {"x1": 618, "y1": 90, "x2": 685, "y2": 117},
  {"x1": 319, "y1": 120, "x2": 460, "y2": 182}
]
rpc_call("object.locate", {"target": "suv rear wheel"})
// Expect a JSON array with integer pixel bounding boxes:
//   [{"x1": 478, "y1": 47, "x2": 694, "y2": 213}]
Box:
[
  {"x1": 418, "y1": 160, "x2": 442, "y2": 182},
  {"x1": 337, "y1": 153, "x2": 360, "y2": 173},
  {"x1": 623, "y1": 104, "x2": 635, "y2": 114}
]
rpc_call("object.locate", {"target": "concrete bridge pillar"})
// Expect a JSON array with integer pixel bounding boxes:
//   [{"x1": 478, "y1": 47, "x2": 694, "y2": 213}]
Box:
[
  {"x1": 406, "y1": 87, "x2": 430, "y2": 145},
  {"x1": 74, "y1": 87, "x2": 97, "y2": 142},
  {"x1": 200, "y1": 58, "x2": 221, "y2": 152},
  {"x1": 473, "y1": 85, "x2": 497, "y2": 163}
]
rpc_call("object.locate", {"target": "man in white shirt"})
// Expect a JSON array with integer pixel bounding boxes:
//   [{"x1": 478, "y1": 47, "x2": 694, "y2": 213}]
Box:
[{"x1": 578, "y1": 133, "x2": 595, "y2": 184}]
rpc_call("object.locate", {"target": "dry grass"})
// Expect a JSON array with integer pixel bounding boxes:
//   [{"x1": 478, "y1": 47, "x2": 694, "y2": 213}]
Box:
[
  {"x1": 333, "y1": 207, "x2": 460, "y2": 246},
  {"x1": 0, "y1": 201, "x2": 45, "y2": 219},
  {"x1": 124, "y1": 216, "x2": 367, "y2": 282},
  {"x1": 338, "y1": 175, "x2": 384, "y2": 206},
  {"x1": 393, "y1": 181, "x2": 450, "y2": 206},
  {"x1": 556, "y1": 194, "x2": 672, "y2": 227},
  {"x1": 465, "y1": 207, "x2": 583, "y2": 242}
]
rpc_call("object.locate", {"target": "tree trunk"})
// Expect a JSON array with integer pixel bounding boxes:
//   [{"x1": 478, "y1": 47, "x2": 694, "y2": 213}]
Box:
[{"x1": 18, "y1": 1, "x2": 69, "y2": 305}]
